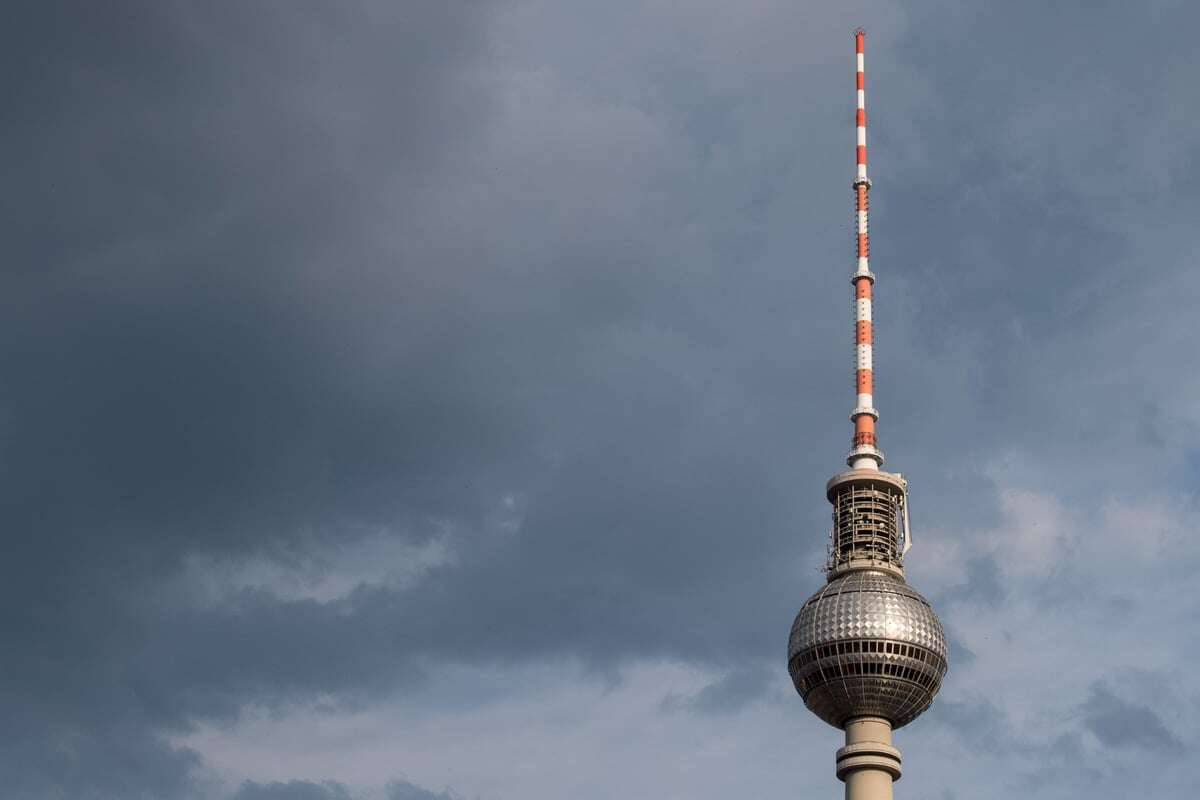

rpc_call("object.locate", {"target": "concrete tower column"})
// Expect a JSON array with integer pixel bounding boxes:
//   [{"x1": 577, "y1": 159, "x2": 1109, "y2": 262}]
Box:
[{"x1": 836, "y1": 717, "x2": 902, "y2": 800}]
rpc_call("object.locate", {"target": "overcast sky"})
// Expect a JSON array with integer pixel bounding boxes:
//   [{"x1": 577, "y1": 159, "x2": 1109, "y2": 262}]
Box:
[{"x1": 4, "y1": 1, "x2": 1200, "y2": 798}]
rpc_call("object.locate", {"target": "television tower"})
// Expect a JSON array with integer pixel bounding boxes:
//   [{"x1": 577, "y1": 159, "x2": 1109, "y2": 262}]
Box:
[{"x1": 787, "y1": 30, "x2": 948, "y2": 800}]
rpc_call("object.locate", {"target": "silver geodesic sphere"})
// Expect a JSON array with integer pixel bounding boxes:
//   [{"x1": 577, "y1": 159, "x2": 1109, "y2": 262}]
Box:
[{"x1": 787, "y1": 570, "x2": 948, "y2": 729}]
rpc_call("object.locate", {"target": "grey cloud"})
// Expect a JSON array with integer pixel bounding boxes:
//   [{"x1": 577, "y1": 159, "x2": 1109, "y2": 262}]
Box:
[
  {"x1": 232, "y1": 781, "x2": 355, "y2": 800},
  {"x1": 1, "y1": 721, "x2": 203, "y2": 800},
  {"x1": 660, "y1": 665, "x2": 776, "y2": 715},
  {"x1": 937, "y1": 555, "x2": 1006, "y2": 608},
  {"x1": 927, "y1": 696, "x2": 1013, "y2": 753},
  {"x1": 1082, "y1": 684, "x2": 1183, "y2": 754},
  {"x1": 230, "y1": 778, "x2": 458, "y2": 800},
  {"x1": 944, "y1": 633, "x2": 977, "y2": 668},
  {"x1": 387, "y1": 780, "x2": 460, "y2": 800},
  {"x1": 929, "y1": 696, "x2": 1100, "y2": 792}
]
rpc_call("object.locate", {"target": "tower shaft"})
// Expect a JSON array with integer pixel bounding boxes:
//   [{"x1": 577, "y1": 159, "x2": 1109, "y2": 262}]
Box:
[{"x1": 839, "y1": 717, "x2": 902, "y2": 800}]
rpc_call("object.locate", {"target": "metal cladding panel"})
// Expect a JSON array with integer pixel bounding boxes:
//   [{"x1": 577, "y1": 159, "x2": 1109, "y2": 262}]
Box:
[
  {"x1": 787, "y1": 570, "x2": 947, "y2": 728},
  {"x1": 791, "y1": 572, "x2": 944, "y2": 652}
]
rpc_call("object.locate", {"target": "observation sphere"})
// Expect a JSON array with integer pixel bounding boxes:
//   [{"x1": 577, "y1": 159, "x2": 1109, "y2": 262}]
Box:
[{"x1": 787, "y1": 569, "x2": 948, "y2": 729}]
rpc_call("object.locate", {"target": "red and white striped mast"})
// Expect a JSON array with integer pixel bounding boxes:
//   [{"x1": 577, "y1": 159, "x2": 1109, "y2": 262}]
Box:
[{"x1": 849, "y1": 27, "x2": 883, "y2": 471}]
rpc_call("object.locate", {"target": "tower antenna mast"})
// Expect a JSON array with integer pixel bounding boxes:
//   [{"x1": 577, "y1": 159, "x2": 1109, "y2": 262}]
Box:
[{"x1": 850, "y1": 27, "x2": 882, "y2": 471}]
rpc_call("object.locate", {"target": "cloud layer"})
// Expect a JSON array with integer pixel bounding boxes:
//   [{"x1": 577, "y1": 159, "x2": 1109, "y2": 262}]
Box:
[{"x1": 3, "y1": 1, "x2": 1200, "y2": 798}]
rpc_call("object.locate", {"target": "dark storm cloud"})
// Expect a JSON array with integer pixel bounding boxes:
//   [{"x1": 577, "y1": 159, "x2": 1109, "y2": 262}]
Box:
[
  {"x1": 6, "y1": 0, "x2": 813, "y2": 765},
  {"x1": 1, "y1": 1, "x2": 510, "y2": 795},
  {"x1": 4, "y1": 0, "x2": 1200, "y2": 798}
]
